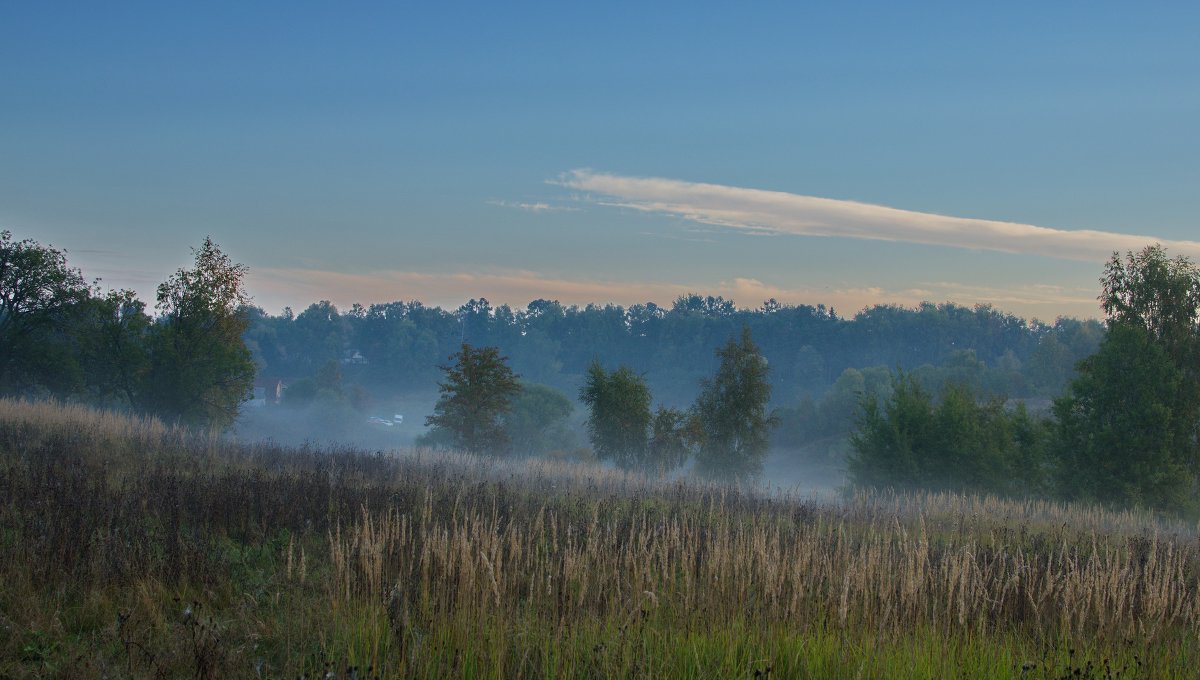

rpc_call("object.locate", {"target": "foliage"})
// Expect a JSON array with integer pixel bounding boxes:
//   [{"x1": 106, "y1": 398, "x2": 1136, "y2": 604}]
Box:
[
  {"x1": 424, "y1": 343, "x2": 520, "y2": 456},
  {"x1": 692, "y1": 327, "x2": 775, "y2": 479},
  {"x1": 1051, "y1": 246, "x2": 1200, "y2": 512},
  {"x1": 504, "y1": 382, "x2": 575, "y2": 456},
  {"x1": 1100, "y1": 244, "x2": 1200, "y2": 360},
  {"x1": 242, "y1": 294, "x2": 1081, "y2": 410},
  {"x1": 579, "y1": 360, "x2": 653, "y2": 469},
  {"x1": 140, "y1": 237, "x2": 255, "y2": 430},
  {"x1": 1103, "y1": 245, "x2": 1200, "y2": 468},
  {"x1": 849, "y1": 372, "x2": 1052, "y2": 496},
  {"x1": 0, "y1": 230, "x2": 90, "y2": 393},
  {"x1": 75, "y1": 289, "x2": 153, "y2": 407},
  {"x1": 1053, "y1": 323, "x2": 1193, "y2": 512},
  {"x1": 647, "y1": 406, "x2": 693, "y2": 474}
]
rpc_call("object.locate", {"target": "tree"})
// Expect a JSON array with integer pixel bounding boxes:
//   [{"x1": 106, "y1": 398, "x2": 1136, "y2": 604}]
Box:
[
  {"x1": 849, "y1": 371, "x2": 1052, "y2": 496},
  {"x1": 1101, "y1": 245, "x2": 1200, "y2": 361},
  {"x1": 424, "y1": 343, "x2": 520, "y2": 455},
  {"x1": 0, "y1": 230, "x2": 90, "y2": 393},
  {"x1": 692, "y1": 327, "x2": 775, "y2": 479},
  {"x1": 77, "y1": 289, "x2": 152, "y2": 406},
  {"x1": 504, "y1": 382, "x2": 575, "y2": 456},
  {"x1": 1049, "y1": 245, "x2": 1200, "y2": 512},
  {"x1": 141, "y1": 237, "x2": 255, "y2": 430},
  {"x1": 647, "y1": 406, "x2": 693, "y2": 474},
  {"x1": 1053, "y1": 324, "x2": 1192, "y2": 512},
  {"x1": 1101, "y1": 245, "x2": 1200, "y2": 472},
  {"x1": 579, "y1": 360, "x2": 653, "y2": 469},
  {"x1": 848, "y1": 371, "x2": 933, "y2": 490}
]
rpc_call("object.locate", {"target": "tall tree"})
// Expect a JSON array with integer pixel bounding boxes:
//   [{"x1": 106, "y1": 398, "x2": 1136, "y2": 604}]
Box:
[
  {"x1": 0, "y1": 230, "x2": 90, "y2": 393},
  {"x1": 1053, "y1": 324, "x2": 1192, "y2": 511},
  {"x1": 1100, "y1": 244, "x2": 1200, "y2": 361},
  {"x1": 1101, "y1": 245, "x2": 1200, "y2": 470},
  {"x1": 692, "y1": 327, "x2": 775, "y2": 479},
  {"x1": 425, "y1": 343, "x2": 520, "y2": 456},
  {"x1": 1052, "y1": 245, "x2": 1200, "y2": 511},
  {"x1": 142, "y1": 237, "x2": 255, "y2": 430},
  {"x1": 579, "y1": 360, "x2": 653, "y2": 469}
]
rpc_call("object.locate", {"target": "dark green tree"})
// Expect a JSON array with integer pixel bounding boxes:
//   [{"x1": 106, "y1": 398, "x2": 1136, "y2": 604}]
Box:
[
  {"x1": 141, "y1": 237, "x2": 255, "y2": 430},
  {"x1": 0, "y1": 230, "x2": 90, "y2": 393},
  {"x1": 504, "y1": 382, "x2": 575, "y2": 456},
  {"x1": 647, "y1": 406, "x2": 693, "y2": 474},
  {"x1": 77, "y1": 289, "x2": 152, "y2": 406},
  {"x1": 1053, "y1": 324, "x2": 1192, "y2": 511},
  {"x1": 579, "y1": 360, "x2": 653, "y2": 469},
  {"x1": 849, "y1": 372, "x2": 1052, "y2": 496},
  {"x1": 1049, "y1": 245, "x2": 1200, "y2": 512},
  {"x1": 1101, "y1": 245, "x2": 1200, "y2": 360},
  {"x1": 424, "y1": 343, "x2": 520, "y2": 456},
  {"x1": 848, "y1": 372, "x2": 933, "y2": 490},
  {"x1": 692, "y1": 327, "x2": 775, "y2": 479},
  {"x1": 1101, "y1": 245, "x2": 1200, "y2": 471}
]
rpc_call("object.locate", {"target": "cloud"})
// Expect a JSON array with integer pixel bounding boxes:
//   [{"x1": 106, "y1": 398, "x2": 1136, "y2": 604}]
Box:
[
  {"x1": 248, "y1": 267, "x2": 1100, "y2": 320},
  {"x1": 488, "y1": 200, "x2": 578, "y2": 213},
  {"x1": 555, "y1": 169, "x2": 1200, "y2": 262}
]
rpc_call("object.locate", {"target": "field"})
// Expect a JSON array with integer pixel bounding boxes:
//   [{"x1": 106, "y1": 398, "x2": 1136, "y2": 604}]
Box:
[{"x1": 2, "y1": 398, "x2": 1199, "y2": 678}]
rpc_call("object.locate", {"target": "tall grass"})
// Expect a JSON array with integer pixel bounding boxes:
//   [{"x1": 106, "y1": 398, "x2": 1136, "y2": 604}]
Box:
[{"x1": 1, "y1": 397, "x2": 1196, "y2": 677}]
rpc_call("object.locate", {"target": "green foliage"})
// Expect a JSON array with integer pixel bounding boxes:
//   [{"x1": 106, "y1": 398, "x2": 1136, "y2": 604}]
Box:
[
  {"x1": 140, "y1": 237, "x2": 255, "y2": 430},
  {"x1": 579, "y1": 360, "x2": 653, "y2": 469},
  {"x1": 647, "y1": 407, "x2": 692, "y2": 474},
  {"x1": 424, "y1": 343, "x2": 520, "y2": 456},
  {"x1": 76, "y1": 289, "x2": 152, "y2": 407},
  {"x1": 1051, "y1": 246, "x2": 1200, "y2": 513},
  {"x1": 244, "y1": 293, "x2": 1074, "y2": 411},
  {"x1": 693, "y1": 327, "x2": 775, "y2": 479},
  {"x1": 504, "y1": 382, "x2": 575, "y2": 456},
  {"x1": 1101, "y1": 245, "x2": 1200, "y2": 361},
  {"x1": 1053, "y1": 324, "x2": 1193, "y2": 512},
  {"x1": 849, "y1": 372, "x2": 1051, "y2": 496},
  {"x1": 0, "y1": 230, "x2": 90, "y2": 394},
  {"x1": 1102, "y1": 245, "x2": 1200, "y2": 470}
]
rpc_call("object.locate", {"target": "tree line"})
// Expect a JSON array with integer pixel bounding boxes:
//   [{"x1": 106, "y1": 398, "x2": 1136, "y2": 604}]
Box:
[
  {"x1": 8, "y1": 229, "x2": 1198, "y2": 513},
  {"x1": 413, "y1": 244, "x2": 1200, "y2": 513},
  {"x1": 243, "y1": 289, "x2": 1102, "y2": 410},
  {"x1": 0, "y1": 231, "x2": 254, "y2": 430},
  {"x1": 850, "y1": 245, "x2": 1200, "y2": 514}
]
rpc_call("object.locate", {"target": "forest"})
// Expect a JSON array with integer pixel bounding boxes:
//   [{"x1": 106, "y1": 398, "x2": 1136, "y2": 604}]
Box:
[
  {"x1": 234, "y1": 272, "x2": 1106, "y2": 477},
  {"x1": 5, "y1": 229, "x2": 1200, "y2": 514}
]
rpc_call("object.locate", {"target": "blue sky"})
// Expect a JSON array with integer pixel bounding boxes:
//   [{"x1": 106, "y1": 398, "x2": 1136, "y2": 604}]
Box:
[{"x1": 3, "y1": 2, "x2": 1198, "y2": 320}]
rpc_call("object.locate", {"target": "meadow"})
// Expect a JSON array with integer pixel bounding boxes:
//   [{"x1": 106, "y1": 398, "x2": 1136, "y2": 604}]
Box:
[{"x1": 2, "y1": 397, "x2": 1198, "y2": 678}]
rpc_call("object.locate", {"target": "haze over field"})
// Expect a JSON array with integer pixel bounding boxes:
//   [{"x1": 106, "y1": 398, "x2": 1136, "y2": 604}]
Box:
[
  {"x1": 8, "y1": 6, "x2": 1200, "y2": 677},
  {"x1": 4, "y1": 4, "x2": 1198, "y2": 320}
]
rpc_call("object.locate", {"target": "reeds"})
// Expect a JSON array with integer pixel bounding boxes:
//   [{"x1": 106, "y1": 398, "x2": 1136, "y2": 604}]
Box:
[{"x1": 2, "y1": 396, "x2": 1197, "y2": 677}]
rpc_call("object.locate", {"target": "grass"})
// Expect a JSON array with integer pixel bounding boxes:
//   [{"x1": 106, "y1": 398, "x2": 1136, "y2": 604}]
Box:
[{"x1": 1, "y1": 396, "x2": 1198, "y2": 677}]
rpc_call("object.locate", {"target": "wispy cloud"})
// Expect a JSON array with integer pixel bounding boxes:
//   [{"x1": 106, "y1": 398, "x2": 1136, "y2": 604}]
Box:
[
  {"x1": 555, "y1": 169, "x2": 1200, "y2": 262},
  {"x1": 488, "y1": 200, "x2": 578, "y2": 213},
  {"x1": 248, "y1": 267, "x2": 1100, "y2": 320}
]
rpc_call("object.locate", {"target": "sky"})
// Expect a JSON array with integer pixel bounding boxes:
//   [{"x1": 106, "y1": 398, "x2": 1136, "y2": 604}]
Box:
[{"x1": 2, "y1": 2, "x2": 1198, "y2": 321}]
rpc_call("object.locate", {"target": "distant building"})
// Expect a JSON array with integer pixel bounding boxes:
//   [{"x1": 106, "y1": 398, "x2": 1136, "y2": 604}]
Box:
[{"x1": 247, "y1": 377, "x2": 285, "y2": 406}]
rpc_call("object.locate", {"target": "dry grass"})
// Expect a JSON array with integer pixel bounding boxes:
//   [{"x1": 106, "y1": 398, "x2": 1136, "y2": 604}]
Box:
[{"x1": 1, "y1": 397, "x2": 1197, "y2": 677}]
